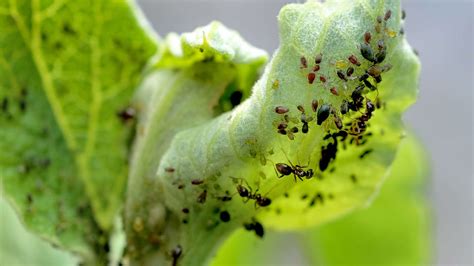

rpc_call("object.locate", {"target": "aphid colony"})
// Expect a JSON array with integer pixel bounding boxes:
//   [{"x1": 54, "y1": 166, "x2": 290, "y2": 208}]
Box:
[
  {"x1": 273, "y1": 9, "x2": 397, "y2": 174},
  {"x1": 160, "y1": 11, "x2": 401, "y2": 264}
]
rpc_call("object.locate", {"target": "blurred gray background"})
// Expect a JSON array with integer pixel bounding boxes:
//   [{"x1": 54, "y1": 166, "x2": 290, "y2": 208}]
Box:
[{"x1": 136, "y1": 0, "x2": 473, "y2": 265}]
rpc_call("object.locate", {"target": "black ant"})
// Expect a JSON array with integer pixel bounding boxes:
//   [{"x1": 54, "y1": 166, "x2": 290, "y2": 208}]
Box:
[
  {"x1": 275, "y1": 162, "x2": 314, "y2": 181},
  {"x1": 233, "y1": 178, "x2": 271, "y2": 208}
]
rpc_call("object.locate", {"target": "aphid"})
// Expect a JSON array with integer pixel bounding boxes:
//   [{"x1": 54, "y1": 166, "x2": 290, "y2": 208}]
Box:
[
  {"x1": 319, "y1": 75, "x2": 327, "y2": 83},
  {"x1": 375, "y1": 49, "x2": 386, "y2": 63},
  {"x1": 297, "y1": 105, "x2": 305, "y2": 113},
  {"x1": 335, "y1": 60, "x2": 348, "y2": 69},
  {"x1": 197, "y1": 190, "x2": 207, "y2": 204},
  {"x1": 230, "y1": 90, "x2": 243, "y2": 107},
  {"x1": 363, "y1": 79, "x2": 376, "y2": 90},
  {"x1": 366, "y1": 99, "x2": 375, "y2": 114},
  {"x1": 191, "y1": 179, "x2": 204, "y2": 185},
  {"x1": 340, "y1": 100, "x2": 349, "y2": 114},
  {"x1": 348, "y1": 55, "x2": 361, "y2": 66},
  {"x1": 377, "y1": 39, "x2": 385, "y2": 50},
  {"x1": 275, "y1": 106, "x2": 289, "y2": 114},
  {"x1": 402, "y1": 9, "x2": 406, "y2": 19},
  {"x1": 358, "y1": 72, "x2": 369, "y2": 81},
  {"x1": 334, "y1": 115, "x2": 343, "y2": 129},
  {"x1": 330, "y1": 87, "x2": 339, "y2": 96},
  {"x1": 350, "y1": 174, "x2": 357, "y2": 183},
  {"x1": 290, "y1": 127, "x2": 298, "y2": 133},
  {"x1": 364, "y1": 32, "x2": 372, "y2": 44},
  {"x1": 346, "y1": 67, "x2": 354, "y2": 77},
  {"x1": 244, "y1": 220, "x2": 265, "y2": 238},
  {"x1": 182, "y1": 208, "x2": 189, "y2": 214},
  {"x1": 1, "y1": 98, "x2": 8, "y2": 112},
  {"x1": 315, "y1": 53, "x2": 322, "y2": 64},
  {"x1": 220, "y1": 211, "x2": 231, "y2": 222},
  {"x1": 317, "y1": 104, "x2": 331, "y2": 125},
  {"x1": 336, "y1": 70, "x2": 347, "y2": 81},
  {"x1": 272, "y1": 79, "x2": 280, "y2": 89},
  {"x1": 307, "y1": 72, "x2": 316, "y2": 84},
  {"x1": 376, "y1": 15, "x2": 383, "y2": 24},
  {"x1": 165, "y1": 167, "x2": 175, "y2": 173},
  {"x1": 311, "y1": 100, "x2": 319, "y2": 112},
  {"x1": 287, "y1": 132, "x2": 295, "y2": 140},
  {"x1": 300, "y1": 56, "x2": 308, "y2": 68},
  {"x1": 117, "y1": 107, "x2": 136, "y2": 122},
  {"x1": 359, "y1": 149, "x2": 374, "y2": 158},
  {"x1": 253, "y1": 221, "x2": 265, "y2": 238},
  {"x1": 171, "y1": 245, "x2": 182, "y2": 266},
  {"x1": 217, "y1": 195, "x2": 233, "y2": 202},
  {"x1": 19, "y1": 99, "x2": 26, "y2": 112},
  {"x1": 302, "y1": 122, "x2": 309, "y2": 133},
  {"x1": 277, "y1": 121, "x2": 288, "y2": 130},
  {"x1": 278, "y1": 128, "x2": 287, "y2": 135},
  {"x1": 367, "y1": 65, "x2": 382, "y2": 77},
  {"x1": 360, "y1": 43, "x2": 375, "y2": 62},
  {"x1": 313, "y1": 65, "x2": 320, "y2": 72},
  {"x1": 384, "y1": 10, "x2": 392, "y2": 21}
]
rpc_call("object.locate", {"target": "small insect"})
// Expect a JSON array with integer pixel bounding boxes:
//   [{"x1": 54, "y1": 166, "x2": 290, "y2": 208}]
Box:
[
  {"x1": 402, "y1": 9, "x2": 406, "y2": 20},
  {"x1": 1, "y1": 97, "x2": 9, "y2": 113},
  {"x1": 336, "y1": 70, "x2": 347, "y2": 81},
  {"x1": 317, "y1": 104, "x2": 331, "y2": 125},
  {"x1": 307, "y1": 72, "x2": 316, "y2": 84},
  {"x1": 360, "y1": 43, "x2": 375, "y2": 62},
  {"x1": 319, "y1": 75, "x2": 327, "y2": 83},
  {"x1": 377, "y1": 15, "x2": 383, "y2": 24},
  {"x1": 300, "y1": 56, "x2": 308, "y2": 68},
  {"x1": 219, "y1": 211, "x2": 231, "y2": 222},
  {"x1": 330, "y1": 87, "x2": 339, "y2": 96},
  {"x1": 277, "y1": 122, "x2": 288, "y2": 130},
  {"x1": 360, "y1": 149, "x2": 374, "y2": 158},
  {"x1": 275, "y1": 106, "x2": 289, "y2": 114},
  {"x1": 384, "y1": 10, "x2": 392, "y2": 21},
  {"x1": 315, "y1": 53, "x2": 322, "y2": 64},
  {"x1": 117, "y1": 106, "x2": 136, "y2": 122},
  {"x1": 182, "y1": 208, "x2": 189, "y2": 214},
  {"x1": 333, "y1": 114, "x2": 343, "y2": 130},
  {"x1": 375, "y1": 48, "x2": 386, "y2": 63},
  {"x1": 340, "y1": 100, "x2": 349, "y2": 114},
  {"x1": 377, "y1": 39, "x2": 385, "y2": 50},
  {"x1": 364, "y1": 32, "x2": 372, "y2": 44},
  {"x1": 363, "y1": 79, "x2": 376, "y2": 90},
  {"x1": 297, "y1": 105, "x2": 305, "y2": 113},
  {"x1": 367, "y1": 65, "x2": 382, "y2": 77},
  {"x1": 358, "y1": 72, "x2": 369, "y2": 81},
  {"x1": 235, "y1": 179, "x2": 271, "y2": 208},
  {"x1": 171, "y1": 245, "x2": 182, "y2": 266},
  {"x1": 275, "y1": 161, "x2": 314, "y2": 182},
  {"x1": 230, "y1": 90, "x2": 243, "y2": 107},
  {"x1": 346, "y1": 67, "x2": 354, "y2": 77},
  {"x1": 272, "y1": 79, "x2": 280, "y2": 89},
  {"x1": 313, "y1": 65, "x2": 320, "y2": 72},
  {"x1": 197, "y1": 190, "x2": 207, "y2": 204},
  {"x1": 311, "y1": 100, "x2": 319, "y2": 112},
  {"x1": 348, "y1": 55, "x2": 361, "y2": 66},
  {"x1": 290, "y1": 126, "x2": 299, "y2": 133},
  {"x1": 191, "y1": 179, "x2": 204, "y2": 185},
  {"x1": 244, "y1": 220, "x2": 265, "y2": 238}
]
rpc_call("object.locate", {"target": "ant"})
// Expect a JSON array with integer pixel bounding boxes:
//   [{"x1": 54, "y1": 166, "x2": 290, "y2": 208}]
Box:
[
  {"x1": 233, "y1": 177, "x2": 272, "y2": 208},
  {"x1": 275, "y1": 162, "x2": 314, "y2": 181}
]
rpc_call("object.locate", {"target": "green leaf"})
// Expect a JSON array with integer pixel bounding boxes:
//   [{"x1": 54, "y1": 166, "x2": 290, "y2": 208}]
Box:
[
  {"x1": 0, "y1": 0, "x2": 156, "y2": 259},
  {"x1": 126, "y1": 0, "x2": 419, "y2": 264},
  {"x1": 124, "y1": 21, "x2": 268, "y2": 263},
  {"x1": 0, "y1": 196, "x2": 78, "y2": 266},
  {"x1": 303, "y1": 133, "x2": 431, "y2": 265}
]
